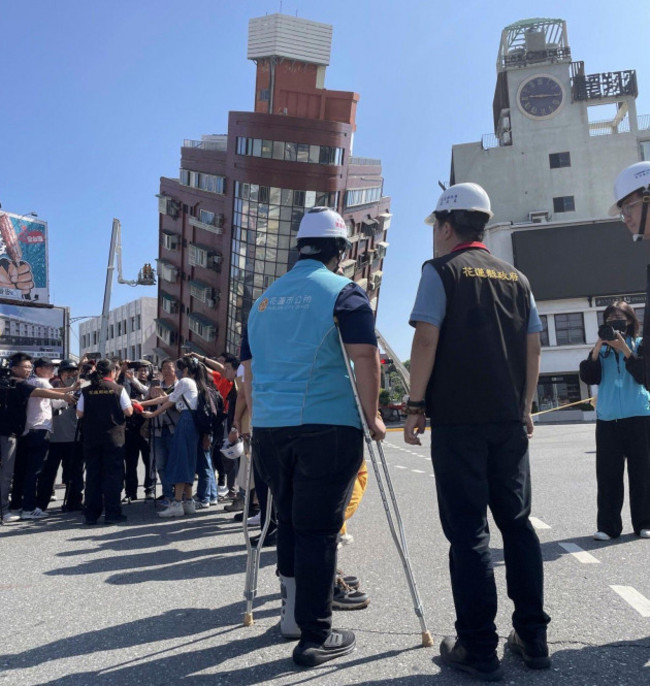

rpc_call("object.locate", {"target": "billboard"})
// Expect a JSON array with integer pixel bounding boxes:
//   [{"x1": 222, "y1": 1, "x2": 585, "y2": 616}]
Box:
[
  {"x1": 0, "y1": 212, "x2": 49, "y2": 303},
  {"x1": 0, "y1": 303, "x2": 66, "y2": 361}
]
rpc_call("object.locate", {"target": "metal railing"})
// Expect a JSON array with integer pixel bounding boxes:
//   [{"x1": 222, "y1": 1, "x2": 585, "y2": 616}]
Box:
[
  {"x1": 589, "y1": 116, "x2": 631, "y2": 136},
  {"x1": 481, "y1": 133, "x2": 500, "y2": 150},
  {"x1": 638, "y1": 114, "x2": 650, "y2": 131},
  {"x1": 349, "y1": 156, "x2": 381, "y2": 166},
  {"x1": 183, "y1": 138, "x2": 228, "y2": 152}
]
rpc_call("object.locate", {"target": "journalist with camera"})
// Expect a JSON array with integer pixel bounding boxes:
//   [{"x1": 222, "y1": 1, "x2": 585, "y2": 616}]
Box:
[
  {"x1": 0, "y1": 353, "x2": 75, "y2": 523},
  {"x1": 579, "y1": 301, "x2": 650, "y2": 541}
]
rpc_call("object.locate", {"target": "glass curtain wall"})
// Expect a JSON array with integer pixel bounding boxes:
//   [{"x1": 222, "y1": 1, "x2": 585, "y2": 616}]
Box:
[{"x1": 227, "y1": 181, "x2": 339, "y2": 352}]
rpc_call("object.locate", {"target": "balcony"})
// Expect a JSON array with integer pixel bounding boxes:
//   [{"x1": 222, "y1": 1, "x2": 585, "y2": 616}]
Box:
[
  {"x1": 341, "y1": 259, "x2": 356, "y2": 279},
  {"x1": 349, "y1": 156, "x2": 381, "y2": 166},
  {"x1": 189, "y1": 215, "x2": 224, "y2": 235},
  {"x1": 183, "y1": 136, "x2": 228, "y2": 152}
]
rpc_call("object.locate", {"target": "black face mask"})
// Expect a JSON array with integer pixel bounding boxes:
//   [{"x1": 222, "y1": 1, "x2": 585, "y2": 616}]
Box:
[{"x1": 608, "y1": 319, "x2": 628, "y2": 334}]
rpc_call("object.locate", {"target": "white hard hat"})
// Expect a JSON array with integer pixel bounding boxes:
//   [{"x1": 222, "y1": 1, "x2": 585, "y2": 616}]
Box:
[
  {"x1": 220, "y1": 438, "x2": 244, "y2": 460},
  {"x1": 424, "y1": 183, "x2": 494, "y2": 225},
  {"x1": 609, "y1": 162, "x2": 650, "y2": 216},
  {"x1": 296, "y1": 207, "x2": 349, "y2": 241}
]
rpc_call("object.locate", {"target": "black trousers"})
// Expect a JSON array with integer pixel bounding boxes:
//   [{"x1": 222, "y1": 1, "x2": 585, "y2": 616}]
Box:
[
  {"x1": 253, "y1": 424, "x2": 363, "y2": 643},
  {"x1": 431, "y1": 421, "x2": 550, "y2": 657},
  {"x1": 596, "y1": 417, "x2": 650, "y2": 537},
  {"x1": 11, "y1": 430, "x2": 50, "y2": 512},
  {"x1": 124, "y1": 431, "x2": 153, "y2": 498},
  {"x1": 36, "y1": 441, "x2": 84, "y2": 511},
  {"x1": 84, "y1": 439, "x2": 125, "y2": 520}
]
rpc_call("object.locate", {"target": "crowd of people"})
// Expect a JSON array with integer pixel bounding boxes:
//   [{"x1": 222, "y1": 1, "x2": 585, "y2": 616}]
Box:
[
  {"x1": 0, "y1": 350, "x2": 250, "y2": 526},
  {"x1": 2, "y1": 160, "x2": 650, "y2": 680}
]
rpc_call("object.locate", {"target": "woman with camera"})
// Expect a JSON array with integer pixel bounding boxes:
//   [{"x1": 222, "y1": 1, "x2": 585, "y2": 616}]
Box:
[
  {"x1": 140, "y1": 357, "x2": 212, "y2": 518},
  {"x1": 579, "y1": 301, "x2": 650, "y2": 541}
]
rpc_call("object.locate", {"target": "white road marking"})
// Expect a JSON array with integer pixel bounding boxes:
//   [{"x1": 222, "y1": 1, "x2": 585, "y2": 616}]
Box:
[
  {"x1": 411, "y1": 469, "x2": 426, "y2": 474},
  {"x1": 529, "y1": 517, "x2": 551, "y2": 530},
  {"x1": 394, "y1": 465, "x2": 407, "y2": 470},
  {"x1": 610, "y1": 586, "x2": 650, "y2": 617},
  {"x1": 558, "y1": 542, "x2": 600, "y2": 564}
]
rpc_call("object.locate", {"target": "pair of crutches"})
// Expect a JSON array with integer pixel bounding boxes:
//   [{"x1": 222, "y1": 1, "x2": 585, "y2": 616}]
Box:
[{"x1": 242, "y1": 322, "x2": 433, "y2": 647}]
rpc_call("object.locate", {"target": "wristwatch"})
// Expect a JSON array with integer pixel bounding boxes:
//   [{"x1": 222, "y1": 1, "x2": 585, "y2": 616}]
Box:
[{"x1": 405, "y1": 398, "x2": 426, "y2": 415}]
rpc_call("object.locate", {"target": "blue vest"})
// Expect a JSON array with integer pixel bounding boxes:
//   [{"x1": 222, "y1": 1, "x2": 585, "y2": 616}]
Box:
[
  {"x1": 248, "y1": 259, "x2": 361, "y2": 429},
  {"x1": 595, "y1": 337, "x2": 650, "y2": 421}
]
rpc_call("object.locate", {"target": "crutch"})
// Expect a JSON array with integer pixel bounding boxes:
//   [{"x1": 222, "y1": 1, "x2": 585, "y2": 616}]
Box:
[
  {"x1": 242, "y1": 440, "x2": 274, "y2": 626},
  {"x1": 335, "y1": 320, "x2": 433, "y2": 647}
]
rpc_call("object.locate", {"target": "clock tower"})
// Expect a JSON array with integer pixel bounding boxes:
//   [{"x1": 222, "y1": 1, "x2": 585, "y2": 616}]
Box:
[{"x1": 451, "y1": 18, "x2": 641, "y2": 224}]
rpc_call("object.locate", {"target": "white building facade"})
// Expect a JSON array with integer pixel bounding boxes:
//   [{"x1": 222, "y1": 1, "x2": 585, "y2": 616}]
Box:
[
  {"x1": 450, "y1": 18, "x2": 650, "y2": 419},
  {"x1": 79, "y1": 297, "x2": 157, "y2": 361}
]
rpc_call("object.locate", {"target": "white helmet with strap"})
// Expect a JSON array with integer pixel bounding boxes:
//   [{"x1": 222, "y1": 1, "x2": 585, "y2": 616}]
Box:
[
  {"x1": 424, "y1": 183, "x2": 494, "y2": 225},
  {"x1": 609, "y1": 162, "x2": 650, "y2": 241},
  {"x1": 220, "y1": 438, "x2": 244, "y2": 460}
]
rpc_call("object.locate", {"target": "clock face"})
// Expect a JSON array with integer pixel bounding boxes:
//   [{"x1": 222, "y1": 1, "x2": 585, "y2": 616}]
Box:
[{"x1": 517, "y1": 75, "x2": 564, "y2": 119}]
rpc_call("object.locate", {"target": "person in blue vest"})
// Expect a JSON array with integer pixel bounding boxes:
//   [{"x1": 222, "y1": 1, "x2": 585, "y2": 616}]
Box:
[
  {"x1": 243, "y1": 206, "x2": 386, "y2": 668},
  {"x1": 404, "y1": 183, "x2": 550, "y2": 681},
  {"x1": 579, "y1": 301, "x2": 650, "y2": 541}
]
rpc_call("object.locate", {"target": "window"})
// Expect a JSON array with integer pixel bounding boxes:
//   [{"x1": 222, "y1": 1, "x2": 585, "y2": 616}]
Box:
[
  {"x1": 344, "y1": 186, "x2": 383, "y2": 208},
  {"x1": 188, "y1": 314, "x2": 216, "y2": 342},
  {"x1": 549, "y1": 152, "x2": 571, "y2": 168},
  {"x1": 188, "y1": 243, "x2": 210, "y2": 269},
  {"x1": 539, "y1": 315, "x2": 549, "y2": 346},
  {"x1": 131, "y1": 317, "x2": 135, "y2": 332},
  {"x1": 117, "y1": 322, "x2": 121, "y2": 336},
  {"x1": 640, "y1": 141, "x2": 650, "y2": 161},
  {"x1": 555, "y1": 312, "x2": 585, "y2": 345},
  {"x1": 553, "y1": 195, "x2": 575, "y2": 213},
  {"x1": 536, "y1": 374, "x2": 581, "y2": 412},
  {"x1": 136, "y1": 314, "x2": 141, "y2": 330}
]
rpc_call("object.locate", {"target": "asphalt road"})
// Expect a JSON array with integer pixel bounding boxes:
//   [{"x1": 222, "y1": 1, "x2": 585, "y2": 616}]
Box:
[{"x1": 1, "y1": 424, "x2": 649, "y2": 685}]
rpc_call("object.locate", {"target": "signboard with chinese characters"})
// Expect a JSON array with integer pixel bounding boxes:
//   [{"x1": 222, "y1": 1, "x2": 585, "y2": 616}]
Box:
[
  {"x1": 0, "y1": 212, "x2": 49, "y2": 303},
  {"x1": 0, "y1": 303, "x2": 66, "y2": 360}
]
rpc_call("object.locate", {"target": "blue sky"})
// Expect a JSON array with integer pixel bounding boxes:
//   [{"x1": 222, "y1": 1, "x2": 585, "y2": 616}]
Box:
[{"x1": 1, "y1": 0, "x2": 648, "y2": 359}]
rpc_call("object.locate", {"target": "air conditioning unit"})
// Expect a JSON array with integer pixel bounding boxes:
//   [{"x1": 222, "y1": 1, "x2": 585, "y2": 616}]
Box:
[
  {"x1": 205, "y1": 298, "x2": 216, "y2": 308},
  {"x1": 501, "y1": 131, "x2": 512, "y2": 145},
  {"x1": 212, "y1": 254, "x2": 223, "y2": 266},
  {"x1": 529, "y1": 210, "x2": 551, "y2": 223}
]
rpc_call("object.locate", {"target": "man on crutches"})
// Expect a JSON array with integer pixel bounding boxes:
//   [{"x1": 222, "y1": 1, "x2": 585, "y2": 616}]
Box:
[
  {"x1": 405, "y1": 183, "x2": 551, "y2": 681},
  {"x1": 243, "y1": 206, "x2": 385, "y2": 668}
]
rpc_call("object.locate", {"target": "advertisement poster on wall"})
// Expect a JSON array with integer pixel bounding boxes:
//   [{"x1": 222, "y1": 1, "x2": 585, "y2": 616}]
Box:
[
  {"x1": 0, "y1": 303, "x2": 66, "y2": 361},
  {"x1": 0, "y1": 211, "x2": 49, "y2": 303}
]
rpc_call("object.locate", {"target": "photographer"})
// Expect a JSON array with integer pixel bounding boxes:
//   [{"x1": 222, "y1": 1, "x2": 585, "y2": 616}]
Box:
[
  {"x1": 0, "y1": 353, "x2": 75, "y2": 523},
  {"x1": 11, "y1": 358, "x2": 70, "y2": 520},
  {"x1": 36, "y1": 359, "x2": 86, "y2": 513},
  {"x1": 579, "y1": 301, "x2": 650, "y2": 541}
]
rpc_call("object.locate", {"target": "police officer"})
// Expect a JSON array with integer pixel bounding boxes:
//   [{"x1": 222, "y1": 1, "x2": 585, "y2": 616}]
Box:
[
  {"x1": 404, "y1": 184, "x2": 550, "y2": 680},
  {"x1": 244, "y1": 206, "x2": 385, "y2": 668},
  {"x1": 76, "y1": 359, "x2": 133, "y2": 525}
]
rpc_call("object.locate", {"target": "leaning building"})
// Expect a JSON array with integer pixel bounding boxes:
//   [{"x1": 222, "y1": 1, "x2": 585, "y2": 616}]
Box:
[
  {"x1": 450, "y1": 18, "x2": 650, "y2": 419},
  {"x1": 154, "y1": 14, "x2": 391, "y2": 360}
]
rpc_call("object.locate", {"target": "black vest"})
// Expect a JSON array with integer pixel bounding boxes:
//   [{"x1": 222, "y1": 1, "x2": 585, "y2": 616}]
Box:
[
  {"x1": 424, "y1": 247, "x2": 532, "y2": 426},
  {"x1": 81, "y1": 380, "x2": 126, "y2": 445}
]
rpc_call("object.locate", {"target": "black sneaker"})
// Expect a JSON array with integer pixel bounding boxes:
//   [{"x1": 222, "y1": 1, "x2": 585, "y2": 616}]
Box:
[
  {"x1": 250, "y1": 529, "x2": 277, "y2": 548},
  {"x1": 144, "y1": 490, "x2": 155, "y2": 501},
  {"x1": 292, "y1": 629, "x2": 356, "y2": 667},
  {"x1": 336, "y1": 569, "x2": 360, "y2": 590},
  {"x1": 104, "y1": 514, "x2": 128, "y2": 525},
  {"x1": 439, "y1": 637, "x2": 503, "y2": 682},
  {"x1": 332, "y1": 577, "x2": 369, "y2": 610},
  {"x1": 506, "y1": 630, "x2": 550, "y2": 669}
]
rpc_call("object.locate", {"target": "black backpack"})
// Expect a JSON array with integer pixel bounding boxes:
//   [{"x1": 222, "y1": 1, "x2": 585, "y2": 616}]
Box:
[{"x1": 187, "y1": 387, "x2": 226, "y2": 437}]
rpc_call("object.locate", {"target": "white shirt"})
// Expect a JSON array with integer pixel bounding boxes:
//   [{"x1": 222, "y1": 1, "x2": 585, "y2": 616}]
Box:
[
  {"x1": 167, "y1": 377, "x2": 198, "y2": 411},
  {"x1": 77, "y1": 387, "x2": 132, "y2": 412},
  {"x1": 24, "y1": 377, "x2": 67, "y2": 434}
]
